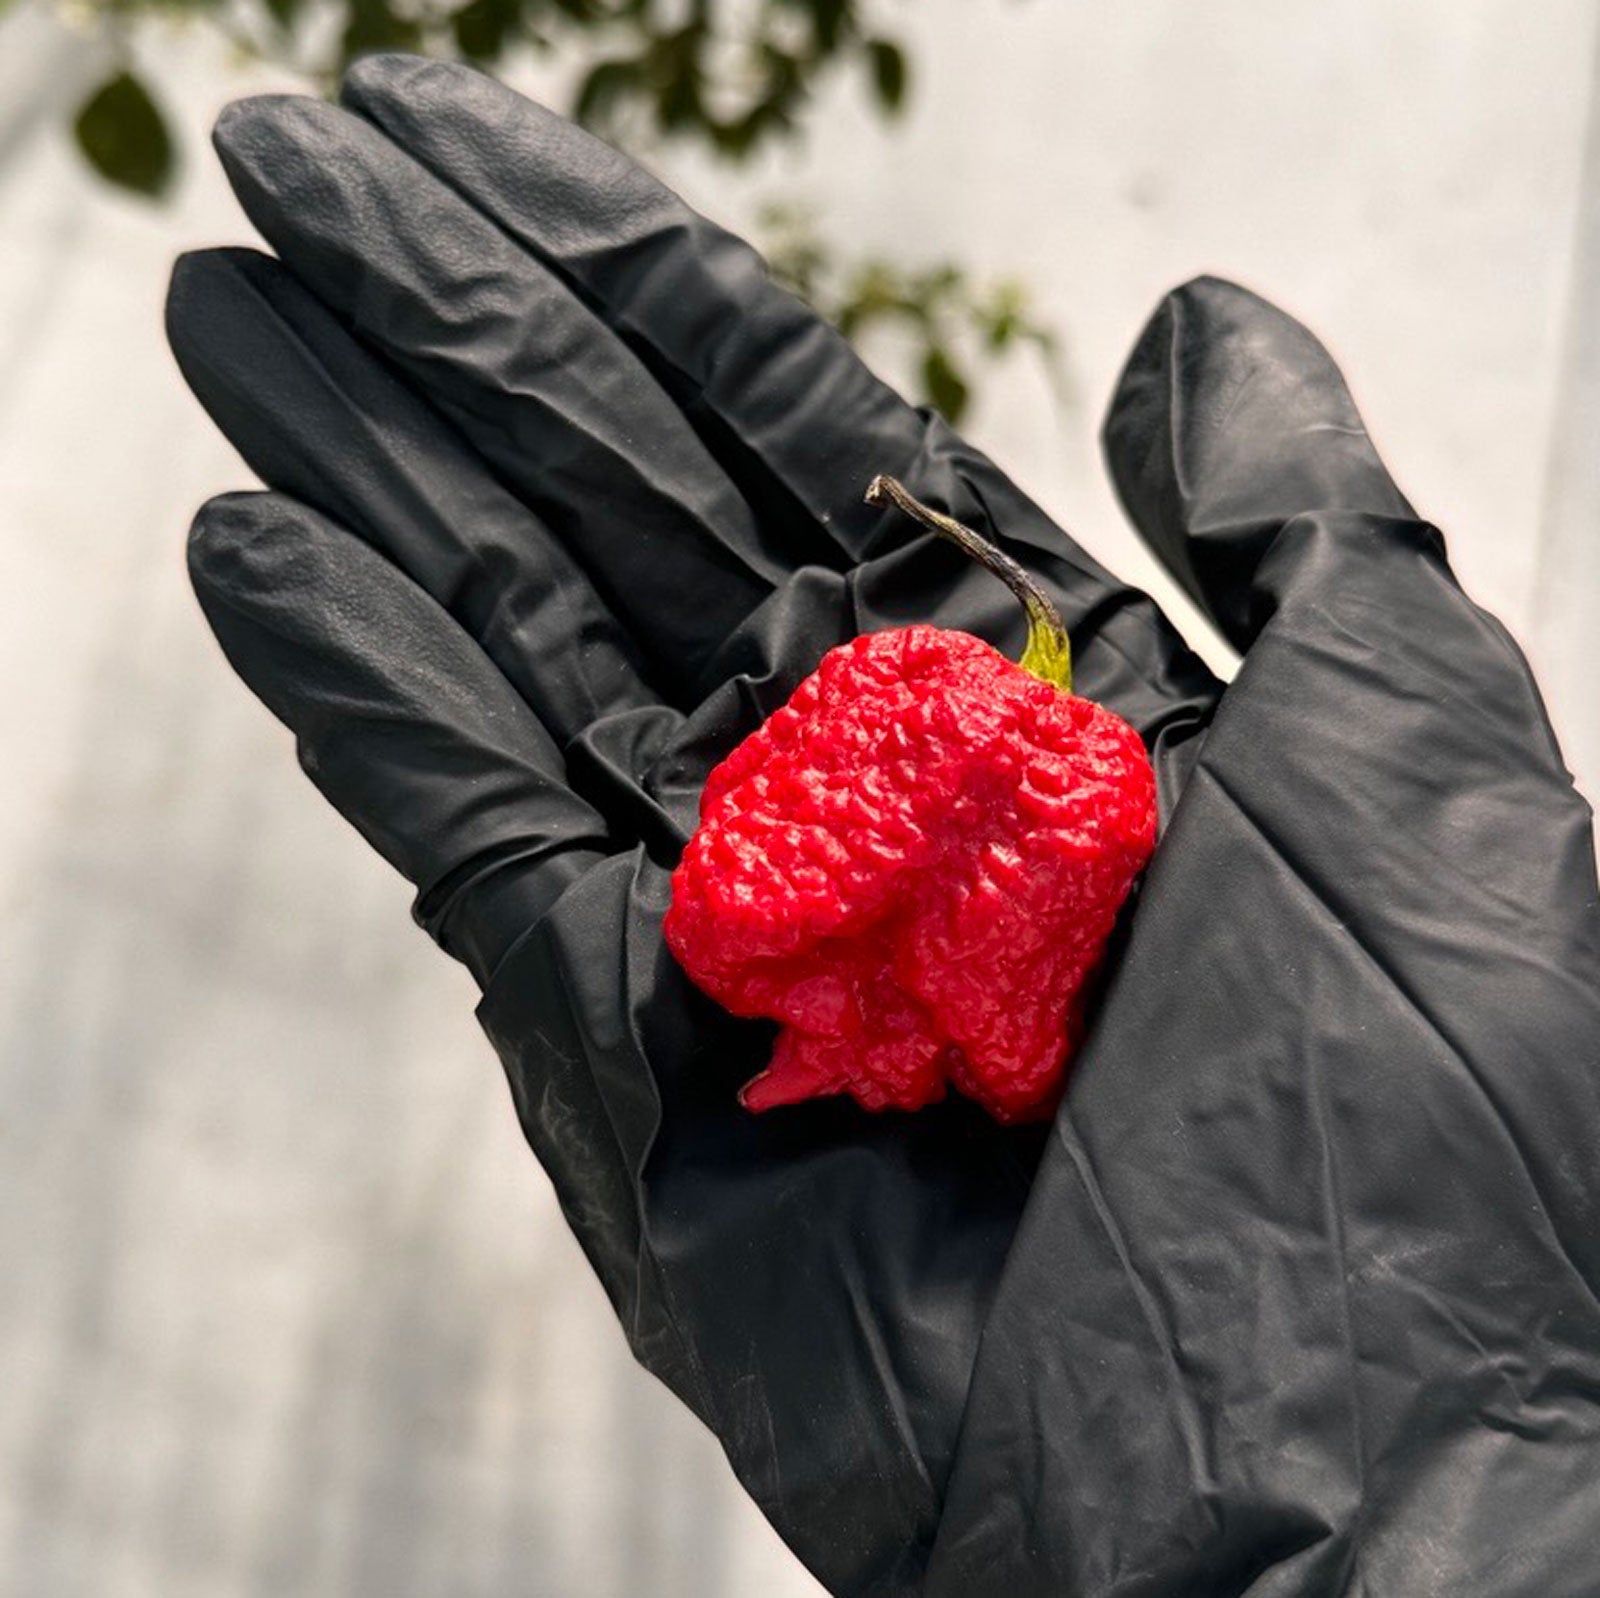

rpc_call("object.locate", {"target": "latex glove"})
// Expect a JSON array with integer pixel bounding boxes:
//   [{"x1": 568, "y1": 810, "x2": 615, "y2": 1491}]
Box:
[{"x1": 166, "y1": 56, "x2": 1600, "y2": 1598}]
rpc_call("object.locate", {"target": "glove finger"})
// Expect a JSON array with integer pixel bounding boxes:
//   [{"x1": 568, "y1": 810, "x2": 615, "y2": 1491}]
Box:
[
  {"x1": 189, "y1": 491, "x2": 609, "y2": 985},
  {"x1": 209, "y1": 94, "x2": 789, "y2": 700},
  {"x1": 168, "y1": 247, "x2": 660, "y2": 743},
  {"x1": 331, "y1": 61, "x2": 1109, "y2": 570},
  {"x1": 341, "y1": 56, "x2": 1222, "y2": 731},
  {"x1": 337, "y1": 54, "x2": 935, "y2": 563},
  {"x1": 1103, "y1": 274, "x2": 1415, "y2": 652}
]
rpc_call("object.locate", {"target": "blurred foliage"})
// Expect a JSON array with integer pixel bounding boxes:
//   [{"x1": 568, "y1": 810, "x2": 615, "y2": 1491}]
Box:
[
  {"x1": 761, "y1": 203, "x2": 1065, "y2": 424},
  {"x1": 73, "y1": 68, "x2": 175, "y2": 195},
  {"x1": 54, "y1": 0, "x2": 1062, "y2": 421}
]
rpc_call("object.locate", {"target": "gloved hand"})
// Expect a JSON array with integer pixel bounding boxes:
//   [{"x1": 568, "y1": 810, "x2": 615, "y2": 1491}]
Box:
[{"x1": 166, "y1": 55, "x2": 1600, "y2": 1597}]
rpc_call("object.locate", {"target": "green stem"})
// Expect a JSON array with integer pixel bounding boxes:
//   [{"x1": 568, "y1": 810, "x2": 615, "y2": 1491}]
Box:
[{"x1": 863, "y1": 475, "x2": 1072, "y2": 691}]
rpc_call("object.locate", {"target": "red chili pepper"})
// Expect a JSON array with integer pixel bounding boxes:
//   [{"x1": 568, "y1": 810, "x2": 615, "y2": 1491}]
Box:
[{"x1": 664, "y1": 477, "x2": 1157, "y2": 1123}]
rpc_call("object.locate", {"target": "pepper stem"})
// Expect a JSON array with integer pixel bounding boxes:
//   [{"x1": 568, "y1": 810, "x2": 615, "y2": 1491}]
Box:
[{"x1": 864, "y1": 475, "x2": 1072, "y2": 691}]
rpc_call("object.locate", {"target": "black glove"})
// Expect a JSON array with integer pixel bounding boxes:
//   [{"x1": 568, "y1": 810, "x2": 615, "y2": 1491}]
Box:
[{"x1": 166, "y1": 56, "x2": 1600, "y2": 1597}]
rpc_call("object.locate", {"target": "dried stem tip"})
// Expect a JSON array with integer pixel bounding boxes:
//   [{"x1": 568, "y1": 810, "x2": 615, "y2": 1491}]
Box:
[{"x1": 864, "y1": 475, "x2": 1072, "y2": 691}]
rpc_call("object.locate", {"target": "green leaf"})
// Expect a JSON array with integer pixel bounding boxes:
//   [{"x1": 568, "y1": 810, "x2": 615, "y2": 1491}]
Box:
[
  {"x1": 339, "y1": 0, "x2": 424, "y2": 62},
  {"x1": 865, "y1": 37, "x2": 907, "y2": 112},
  {"x1": 73, "y1": 71, "x2": 175, "y2": 199},
  {"x1": 573, "y1": 57, "x2": 646, "y2": 128},
  {"x1": 921, "y1": 345, "x2": 969, "y2": 424},
  {"x1": 915, "y1": 263, "x2": 963, "y2": 305},
  {"x1": 262, "y1": 0, "x2": 304, "y2": 32},
  {"x1": 807, "y1": 0, "x2": 852, "y2": 55},
  {"x1": 980, "y1": 280, "x2": 1029, "y2": 348},
  {"x1": 451, "y1": 0, "x2": 521, "y2": 61}
]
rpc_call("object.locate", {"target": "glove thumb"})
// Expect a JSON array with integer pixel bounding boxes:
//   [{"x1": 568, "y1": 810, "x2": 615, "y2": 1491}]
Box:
[{"x1": 1103, "y1": 275, "x2": 1414, "y2": 652}]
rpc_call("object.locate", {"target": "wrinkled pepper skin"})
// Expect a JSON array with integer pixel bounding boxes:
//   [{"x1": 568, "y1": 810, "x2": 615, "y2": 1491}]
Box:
[{"x1": 664, "y1": 624, "x2": 1158, "y2": 1122}]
